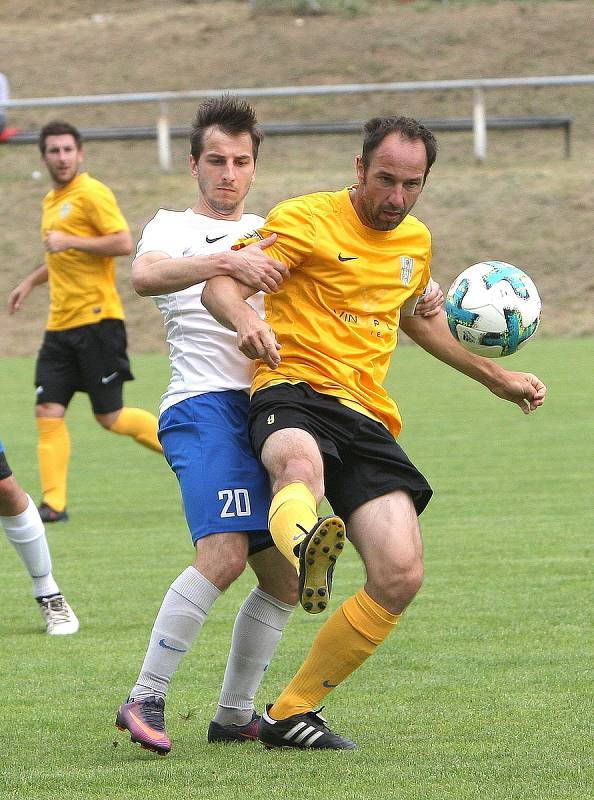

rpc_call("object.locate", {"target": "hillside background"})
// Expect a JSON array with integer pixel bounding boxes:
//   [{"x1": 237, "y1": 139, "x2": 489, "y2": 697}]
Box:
[{"x1": 0, "y1": 0, "x2": 592, "y2": 356}]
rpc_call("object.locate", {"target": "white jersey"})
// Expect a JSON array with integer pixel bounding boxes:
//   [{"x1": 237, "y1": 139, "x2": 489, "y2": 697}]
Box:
[{"x1": 136, "y1": 208, "x2": 265, "y2": 415}]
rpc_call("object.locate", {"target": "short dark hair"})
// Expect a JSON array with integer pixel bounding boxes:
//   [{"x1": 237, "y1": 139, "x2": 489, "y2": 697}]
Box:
[
  {"x1": 362, "y1": 116, "x2": 438, "y2": 179},
  {"x1": 190, "y1": 95, "x2": 262, "y2": 162},
  {"x1": 39, "y1": 120, "x2": 83, "y2": 154}
]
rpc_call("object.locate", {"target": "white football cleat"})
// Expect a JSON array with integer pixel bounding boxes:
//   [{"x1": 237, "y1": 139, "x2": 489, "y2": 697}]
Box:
[{"x1": 37, "y1": 594, "x2": 79, "y2": 635}]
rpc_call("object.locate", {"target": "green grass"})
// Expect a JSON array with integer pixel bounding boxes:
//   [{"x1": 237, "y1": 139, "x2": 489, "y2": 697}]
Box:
[{"x1": 1, "y1": 338, "x2": 592, "y2": 799}]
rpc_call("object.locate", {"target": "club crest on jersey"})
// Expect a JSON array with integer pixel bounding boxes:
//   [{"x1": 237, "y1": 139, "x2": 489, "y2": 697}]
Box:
[
  {"x1": 59, "y1": 202, "x2": 72, "y2": 219},
  {"x1": 400, "y1": 256, "x2": 414, "y2": 286}
]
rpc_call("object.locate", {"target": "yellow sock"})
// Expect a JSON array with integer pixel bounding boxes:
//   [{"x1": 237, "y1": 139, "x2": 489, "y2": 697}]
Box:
[
  {"x1": 270, "y1": 589, "x2": 400, "y2": 719},
  {"x1": 109, "y1": 407, "x2": 162, "y2": 453},
  {"x1": 268, "y1": 481, "x2": 318, "y2": 570},
  {"x1": 37, "y1": 417, "x2": 71, "y2": 511}
]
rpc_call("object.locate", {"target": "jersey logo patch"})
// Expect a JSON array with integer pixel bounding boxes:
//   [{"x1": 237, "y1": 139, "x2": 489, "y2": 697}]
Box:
[
  {"x1": 267, "y1": 414, "x2": 275, "y2": 425},
  {"x1": 338, "y1": 253, "x2": 358, "y2": 262},
  {"x1": 59, "y1": 202, "x2": 72, "y2": 219},
  {"x1": 400, "y1": 256, "x2": 415, "y2": 285},
  {"x1": 206, "y1": 234, "x2": 227, "y2": 244}
]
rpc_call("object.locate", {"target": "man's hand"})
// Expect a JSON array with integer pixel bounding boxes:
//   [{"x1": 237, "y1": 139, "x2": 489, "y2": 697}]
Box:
[
  {"x1": 8, "y1": 280, "x2": 31, "y2": 314},
  {"x1": 230, "y1": 234, "x2": 289, "y2": 294},
  {"x1": 7, "y1": 265, "x2": 48, "y2": 314},
  {"x1": 236, "y1": 313, "x2": 281, "y2": 369},
  {"x1": 44, "y1": 230, "x2": 72, "y2": 253},
  {"x1": 489, "y1": 371, "x2": 547, "y2": 414},
  {"x1": 414, "y1": 278, "x2": 444, "y2": 318},
  {"x1": 401, "y1": 311, "x2": 547, "y2": 415}
]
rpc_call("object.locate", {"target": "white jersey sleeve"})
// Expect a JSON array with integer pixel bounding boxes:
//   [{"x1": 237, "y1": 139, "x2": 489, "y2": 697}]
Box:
[{"x1": 136, "y1": 209, "x2": 189, "y2": 259}]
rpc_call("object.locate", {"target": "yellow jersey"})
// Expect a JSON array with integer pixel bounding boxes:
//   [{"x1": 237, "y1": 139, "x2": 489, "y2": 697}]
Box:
[
  {"x1": 243, "y1": 188, "x2": 432, "y2": 438},
  {"x1": 41, "y1": 172, "x2": 129, "y2": 330}
]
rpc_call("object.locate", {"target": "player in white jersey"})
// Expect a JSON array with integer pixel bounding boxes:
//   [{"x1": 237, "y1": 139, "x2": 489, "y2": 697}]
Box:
[
  {"x1": 1, "y1": 440, "x2": 78, "y2": 634},
  {"x1": 115, "y1": 96, "x2": 296, "y2": 755},
  {"x1": 140, "y1": 208, "x2": 267, "y2": 415}
]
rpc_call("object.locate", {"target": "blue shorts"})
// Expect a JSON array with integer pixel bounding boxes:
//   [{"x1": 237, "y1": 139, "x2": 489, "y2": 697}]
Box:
[{"x1": 159, "y1": 392, "x2": 273, "y2": 554}]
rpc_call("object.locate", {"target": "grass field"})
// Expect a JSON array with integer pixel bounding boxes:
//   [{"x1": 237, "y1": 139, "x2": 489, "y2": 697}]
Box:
[
  {"x1": 1, "y1": 338, "x2": 592, "y2": 800},
  {"x1": 1, "y1": 2, "x2": 592, "y2": 797}
]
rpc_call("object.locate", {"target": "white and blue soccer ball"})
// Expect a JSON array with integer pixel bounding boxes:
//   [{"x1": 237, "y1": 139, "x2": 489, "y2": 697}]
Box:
[{"x1": 446, "y1": 261, "x2": 542, "y2": 358}]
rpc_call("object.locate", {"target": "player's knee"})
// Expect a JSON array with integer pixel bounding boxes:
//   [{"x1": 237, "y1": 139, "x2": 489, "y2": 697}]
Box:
[
  {"x1": 0, "y1": 475, "x2": 27, "y2": 516},
  {"x1": 193, "y1": 550, "x2": 247, "y2": 589},
  {"x1": 273, "y1": 458, "x2": 324, "y2": 502},
  {"x1": 220, "y1": 562, "x2": 246, "y2": 588},
  {"x1": 35, "y1": 403, "x2": 65, "y2": 418},
  {"x1": 217, "y1": 551, "x2": 247, "y2": 587},
  {"x1": 378, "y1": 556, "x2": 424, "y2": 609},
  {"x1": 398, "y1": 559, "x2": 424, "y2": 603},
  {"x1": 95, "y1": 411, "x2": 119, "y2": 429}
]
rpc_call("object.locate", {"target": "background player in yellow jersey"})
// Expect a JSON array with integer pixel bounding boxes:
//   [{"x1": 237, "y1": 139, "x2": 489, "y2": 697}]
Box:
[
  {"x1": 8, "y1": 121, "x2": 162, "y2": 522},
  {"x1": 202, "y1": 115, "x2": 547, "y2": 749}
]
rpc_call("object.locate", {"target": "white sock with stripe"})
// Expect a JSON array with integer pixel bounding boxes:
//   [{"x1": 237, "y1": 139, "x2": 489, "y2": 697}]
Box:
[
  {"x1": 2, "y1": 495, "x2": 60, "y2": 598},
  {"x1": 213, "y1": 587, "x2": 294, "y2": 726},
  {"x1": 130, "y1": 566, "x2": 220, "y2": 700}
]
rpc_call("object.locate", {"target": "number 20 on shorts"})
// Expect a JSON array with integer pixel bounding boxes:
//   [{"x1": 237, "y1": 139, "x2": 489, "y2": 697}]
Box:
[{"x1": 218, "y1": 488, "x2": 252, "y2": 518}]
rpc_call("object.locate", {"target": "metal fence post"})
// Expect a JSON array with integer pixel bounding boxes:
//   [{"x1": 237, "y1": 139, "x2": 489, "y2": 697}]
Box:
[
  {"x1": 0, "y1": 72, "x2": 9, "y2": 135},
  {"x1": 473, "y1": 87, "x2": 487, "y2": 163},
  {"x1": 157, "y1": 102, "x2": 172, "y2": 172}
]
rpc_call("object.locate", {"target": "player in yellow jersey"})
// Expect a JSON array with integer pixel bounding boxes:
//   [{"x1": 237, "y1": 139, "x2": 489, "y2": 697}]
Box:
[
  {"x1": 8, "y1": 121, "x2": 162, "y2": 523},
  {"x1": 202, "y1": 115, "x2": 547, "y2": 750}
]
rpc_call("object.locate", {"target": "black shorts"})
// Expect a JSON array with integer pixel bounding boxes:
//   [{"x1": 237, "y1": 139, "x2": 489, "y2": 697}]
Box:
[
  {"x1": 0, "y1": 441, "x2": 12, "y2": 480},
  {"x1": 248, "y1": 382, "x2": 433, "y2": 521},
  {"x1": 35, "y1": 319, "x2": 134, "y2": 414}
]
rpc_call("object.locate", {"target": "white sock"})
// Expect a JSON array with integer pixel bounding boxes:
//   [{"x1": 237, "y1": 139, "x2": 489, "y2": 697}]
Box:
[
  {"x1": 2, "y1": 495, "x2": 60, "y2": 598},
  {"x1": 130, "y1": 566, "x2": 221, "y2": 700},
  {"x1": 213, "y1": 587, "x2": 295, "y2": 726}
]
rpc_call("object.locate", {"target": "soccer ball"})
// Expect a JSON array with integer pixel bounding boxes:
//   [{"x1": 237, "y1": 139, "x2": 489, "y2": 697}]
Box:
[{"x1": 445, "y1": 261, "x2": 542, "y2": 358}]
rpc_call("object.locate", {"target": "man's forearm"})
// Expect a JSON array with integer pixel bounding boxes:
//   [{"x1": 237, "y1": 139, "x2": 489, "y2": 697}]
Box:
[
  {"x1": 57, "y1": 230, "x2": 132, "y2": 256},
  {"x1": 30, "y1": 263, "x2": 49, "y2": 286},
  {"x1": 202, "y1": 276, "x2": 258, "y2": 332},
  {"x1": 401, "y1": 310, "x2": 546, "y2": 413},
  {"x1": 132, "y1": 252, "x2": 243, "y2": 297},
  {"x1": 400, "y1": 310, "x2": 503, "y2": 390},
  {"x1": 203, "y1": 276, "x2": 281, "y2": 369},
  {"x1": 20, "y1": 263, "x2": 48, "y2": 290}
]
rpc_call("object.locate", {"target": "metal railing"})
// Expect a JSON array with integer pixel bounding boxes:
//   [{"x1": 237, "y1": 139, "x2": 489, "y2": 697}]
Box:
[{"x1": 2, "y1": 74, "x2": 593, "y2": 169}]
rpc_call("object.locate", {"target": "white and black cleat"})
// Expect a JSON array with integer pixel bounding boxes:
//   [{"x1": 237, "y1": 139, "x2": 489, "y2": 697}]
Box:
[{"x1": 258, "y1": 704, "x2": 356, "y2": 750}]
